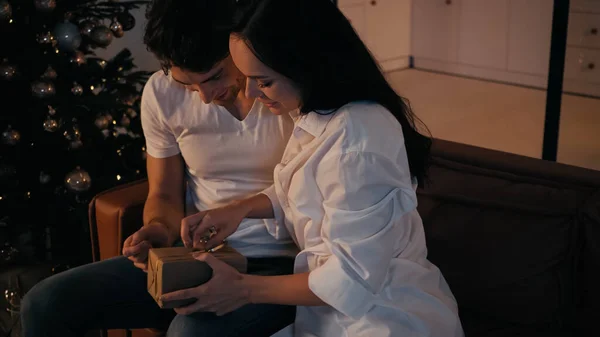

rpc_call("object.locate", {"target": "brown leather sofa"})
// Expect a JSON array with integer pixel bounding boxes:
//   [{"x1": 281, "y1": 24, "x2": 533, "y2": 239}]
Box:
[{"x1": 88, "y1": 139, "x2": 600, "y2": 337}]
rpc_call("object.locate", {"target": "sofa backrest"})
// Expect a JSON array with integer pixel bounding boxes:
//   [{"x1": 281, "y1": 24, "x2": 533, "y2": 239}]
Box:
[{"x1": 416, "y1": 139, "x2": 600, "y2": 332}]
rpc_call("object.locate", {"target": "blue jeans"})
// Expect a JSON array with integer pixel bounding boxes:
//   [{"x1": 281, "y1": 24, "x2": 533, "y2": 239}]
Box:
[{"x1": 20, "y1": 255, "x2": 295, "y2": 337}]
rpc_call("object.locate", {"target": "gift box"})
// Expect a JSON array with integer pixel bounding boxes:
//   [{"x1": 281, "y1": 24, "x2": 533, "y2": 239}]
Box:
[{"x1": 147, "y1": 244, "x2": 247, "y2": 309}]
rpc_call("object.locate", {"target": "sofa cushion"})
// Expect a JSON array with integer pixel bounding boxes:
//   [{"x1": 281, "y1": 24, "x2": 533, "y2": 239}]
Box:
[{"x1": 415, "y1": 142, "x2": 600, "y2": 330}]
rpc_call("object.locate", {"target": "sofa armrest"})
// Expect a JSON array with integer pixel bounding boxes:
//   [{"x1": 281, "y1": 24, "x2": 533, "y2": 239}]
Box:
[{"x1": 88, "y1": 179, "x2": 149, "y2": 262}]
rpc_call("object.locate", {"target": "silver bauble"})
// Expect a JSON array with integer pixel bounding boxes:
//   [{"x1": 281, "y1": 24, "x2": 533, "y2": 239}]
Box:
[
  {"x1": 69, "y1": 51, "x2": 86, "y2": 65},
  {"x1": 126, "y1": 107, "x2": 138, "y2": 118},
  {"x1": 34, "y1": 0, "x2": 56, "y2": 12},
  {"x1": 2, "y1": 127, "x2": 20, "y2": 145},
  {"x1": 90, "y1": 25, "x2": 113, "y2": 48},
  {"x1": 80, "y1": 19, "x2": 96, "y2": 36},
  {"x1": 40, "y1": 171, "x2": 51, "y2": 184},
  {"x1": 43, "y1": 117, "x2": 59, "y2": 132},
  {"x1": 31, "y1": 80, "x2": 56, "y2": 98},
  {"x1": 90, "y1": 83, "x2": 104, "y2": 95},
  {"x1": 95, "y1": 115, "x2": 110, "y2": 129},
  {"x1": 0, "y1": 1, "x2": 11, "y2": 20},
  {"x1": 120, "y1": 114, "x2": 130, "y2": 126},
  {"x1": 37, "y1": 32, "x2": 54, "y2": 44},
  {"x1": 53, "y1": 21, "x2": 82, "y2": 51},
  {"x1": 0, "y1": 62, "x2": 16, "y2": 80},
  {"x1": 110, "y1": 19, "x2": 124, "y2": 38},
  {"x1": 71, "y1": 82, "x2": 83, "y2": 95},
  {"x1": 65, "y1": 167, "x2": 92, "y2": 192},
  {"x1": 41, "y1": 66, "x2": 57, "y2": 80}
]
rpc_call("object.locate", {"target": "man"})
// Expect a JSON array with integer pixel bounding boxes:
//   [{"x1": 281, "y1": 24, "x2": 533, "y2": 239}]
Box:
[{"x1": 20, "y1": 1, "x2": 297, "y2": 336}]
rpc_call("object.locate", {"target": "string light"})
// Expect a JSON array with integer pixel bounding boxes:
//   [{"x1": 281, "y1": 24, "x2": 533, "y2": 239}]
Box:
[{"x1": 116, "y1": 175, "x2": 121, "y2": 181}]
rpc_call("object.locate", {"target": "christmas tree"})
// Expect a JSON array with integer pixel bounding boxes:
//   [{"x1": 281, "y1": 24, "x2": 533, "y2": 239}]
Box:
[{"x1": 0, "y1": 0, "x2": 152, "y2": 266}]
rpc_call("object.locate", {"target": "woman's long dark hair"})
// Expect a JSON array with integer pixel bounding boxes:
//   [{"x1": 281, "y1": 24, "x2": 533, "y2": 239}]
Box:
[{"x1": 233, "y1": 0, "x2": 432, "y2": 186}]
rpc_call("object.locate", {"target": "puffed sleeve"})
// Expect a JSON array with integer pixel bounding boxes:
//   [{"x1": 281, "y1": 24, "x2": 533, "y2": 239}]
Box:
[
  {"x1": 308, "y1": 150, "x2": 418, "y2": 318},
  {"x1": 260, "y1": 184, "x2": 290, "y2": 240}
]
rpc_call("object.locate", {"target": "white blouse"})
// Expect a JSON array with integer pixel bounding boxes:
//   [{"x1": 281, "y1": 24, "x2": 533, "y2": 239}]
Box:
[{"x1": 262, "y1": 102, "x2": 464, "y2": 337}]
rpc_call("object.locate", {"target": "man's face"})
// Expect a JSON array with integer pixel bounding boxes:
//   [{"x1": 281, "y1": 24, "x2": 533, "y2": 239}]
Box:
[{"x1": 169, "y1": 56, "x2": 245, "y2": 105}]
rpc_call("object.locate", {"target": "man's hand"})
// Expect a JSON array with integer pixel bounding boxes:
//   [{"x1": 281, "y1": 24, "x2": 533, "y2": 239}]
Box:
[
  {"x1": 122, "y1": 222, "x2": 170, "y2": 272},
  {"x1": 161, "y1": 253, "x2": 250, "y2": 316}
]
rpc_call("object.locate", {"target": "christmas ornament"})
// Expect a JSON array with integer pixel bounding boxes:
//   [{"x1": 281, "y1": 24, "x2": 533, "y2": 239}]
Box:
[
  {"x1": 0, "y1": 61, "x2": 17, "y2": 80},
  {"x1": 110, "y1": 18, "x2": 124, "y2": 38},
  {"x1": 69, "y1": 138, "x2": 83, "y2": 149},
  {"x1": 95, "y1": 115, "x2": 110, "y2": 129},
  {"x1": 43, "y1": 117, "x2": 59, "y2": 132},
  {"x1": 64, "y1": 123, "x2": 82, "y2": 149},
  {"x1": 117, "y1": 11, "x2": 135, "y2": 31},
  {"x1": 37, "y1": 31, "x2": 54, "y2": 44},
  {"x1": 3, "y1": 275, "x2": 22, "y2": 315},
  {"x1": 120, "y1": 94, "x2": 137, "y2": 106},
  {"x1": 64, "y1": 124, "x2": 80, "y2": 140},
  {"x1": 41, "y1": 65, "x2": 57, "y2": 80},
  {"x1": 90, "y1": 82, "x2": 104, "y2": 95},
  {"x1": 113, "y1": 126, "x2": 128, "y2": 137},
  {"x1": 79, "y1": 19, "x2": 96, "y2": 36},
  {"x1": 54, "y1": 21, "x2": 82, "y2": 51},
  {"x1": 95, "y1": 59, "x2": 108, "y2": 70},
  {"x1": 71, "y1": 82, "x2": 83, "y2": 95},
  {"x1": 69, "y1": 51, "x2": 86, "y2": 65},
  {"x1": 2, "y1": 126, "x2": 20, "y2": 145},
  {"x1": 40, "y1": 171, "x2": 51, "y2": 184},
  {"x1": 90, "y1": 25, "x2": 113, "y2": 48},
  {"x1": 0, "y1": 244, "x2": 19, "y2": 266},
  {"x1": 126, "y1": 107, "x2": 138, "y2": 118},
  {"x1": 32, "y1": 80, "x2": 56, "y2": 98},
  {"x1": 120, "y1": 114, "x2": 130, "y2": 126},
  {"x1": 65, "y1": 167, "x2": 92, "y2": 192},
  {"x1": 0, "y1": 0, "x2": 12, "y2": 20},
  {"x1": 34, "y1": 0, "x2": 56, "y2": 12}
]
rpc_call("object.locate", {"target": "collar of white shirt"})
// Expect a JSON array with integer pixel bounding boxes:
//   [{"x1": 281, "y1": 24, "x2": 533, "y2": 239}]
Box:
[{"x1": 294, "y1": 109, "x2": 337, "y2": 138}]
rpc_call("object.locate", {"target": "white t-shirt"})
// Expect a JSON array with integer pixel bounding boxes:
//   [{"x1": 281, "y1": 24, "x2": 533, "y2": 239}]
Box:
[{"x1": 141, "y1": 71, "x2": 298, "y2": 258}]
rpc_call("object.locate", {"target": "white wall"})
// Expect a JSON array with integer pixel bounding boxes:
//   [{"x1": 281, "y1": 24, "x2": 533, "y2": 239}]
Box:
[{"x1": 92, "y1": 5, "x2": 161, "y2": 73}]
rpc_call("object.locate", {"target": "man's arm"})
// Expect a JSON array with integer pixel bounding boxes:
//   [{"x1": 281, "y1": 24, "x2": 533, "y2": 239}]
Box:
[{"x1": 143, "y1": 153, "x2": 186, "y2": 246}]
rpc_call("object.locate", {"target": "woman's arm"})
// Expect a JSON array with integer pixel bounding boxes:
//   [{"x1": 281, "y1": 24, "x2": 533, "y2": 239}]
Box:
[
  {"x1": 234, "y1": 192, "x2": 274, "y2": 219},
  {"x1": 181, "y1": 191, "x2": 279, "y2": 248},
  {"x1": 243, "y1": 272, "x2": 327, "y2": 306}
]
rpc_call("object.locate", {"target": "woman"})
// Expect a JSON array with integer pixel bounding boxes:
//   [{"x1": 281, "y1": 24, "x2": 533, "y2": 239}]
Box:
[{"x1": 162, "y1": 0, "x2": 464, "y2": 335}]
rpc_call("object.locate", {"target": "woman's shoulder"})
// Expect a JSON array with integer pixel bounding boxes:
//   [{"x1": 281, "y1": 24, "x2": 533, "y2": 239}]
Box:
[
  {"x1": 330, "y1": 101, "x2": 403, "y2": 137},
  {"x1": 321, "y1": 101, "x2": 406, "y2": 156}
]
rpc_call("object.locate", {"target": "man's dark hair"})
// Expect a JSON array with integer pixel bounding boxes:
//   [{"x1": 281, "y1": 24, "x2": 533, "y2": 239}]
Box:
[{"x1": 144, "y1": 0, "x2": 237, "y2": 73}]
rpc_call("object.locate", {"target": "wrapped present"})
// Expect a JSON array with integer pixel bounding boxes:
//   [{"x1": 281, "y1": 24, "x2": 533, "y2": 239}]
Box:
[{"x1": 147, "y1": 244, "x2": 247, "y2": 309}]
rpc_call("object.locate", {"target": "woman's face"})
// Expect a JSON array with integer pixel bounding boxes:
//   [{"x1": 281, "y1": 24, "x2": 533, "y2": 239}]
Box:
[{"x1": 229, "y1": 36, "x2": 301, "y2": 115}]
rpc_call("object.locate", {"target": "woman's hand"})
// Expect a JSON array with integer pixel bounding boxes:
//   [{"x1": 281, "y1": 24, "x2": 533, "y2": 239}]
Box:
[
  {"x1": 180, "y1": 201, "x2": 251, "y2": 250},
  {"x1": 160, "y1": 253, "x2": 251, "y2": 316}
]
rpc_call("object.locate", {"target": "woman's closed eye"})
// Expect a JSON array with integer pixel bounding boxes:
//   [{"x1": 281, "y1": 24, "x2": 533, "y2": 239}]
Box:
[{"x1": 257, "y1": 81, "x2": 273, "y2": 88}]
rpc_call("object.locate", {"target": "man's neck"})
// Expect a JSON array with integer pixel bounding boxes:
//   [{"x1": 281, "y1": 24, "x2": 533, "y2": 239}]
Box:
[{"x1": 223, "y1": 91, "x2": 254, "y2": 121}]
